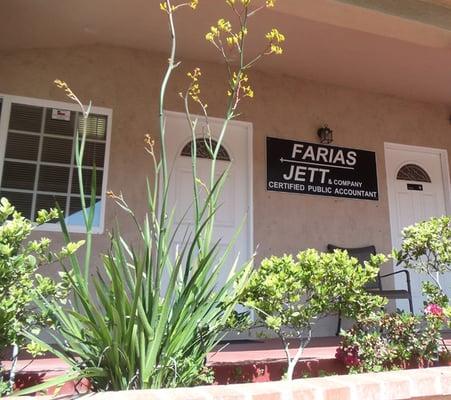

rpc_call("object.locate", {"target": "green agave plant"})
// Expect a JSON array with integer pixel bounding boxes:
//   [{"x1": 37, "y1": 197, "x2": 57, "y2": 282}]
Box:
[
  {"x1": 18, "y1": 88, "x2": 251, "y2": 393},
  {"x1": 16, "y1": 0, "x2": 285, "y2": 394}
]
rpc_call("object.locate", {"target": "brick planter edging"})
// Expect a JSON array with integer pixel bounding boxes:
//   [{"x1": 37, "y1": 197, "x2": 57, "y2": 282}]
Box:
[{"x1": 13, "y1": 366, "x2": 451, "y2": 400}]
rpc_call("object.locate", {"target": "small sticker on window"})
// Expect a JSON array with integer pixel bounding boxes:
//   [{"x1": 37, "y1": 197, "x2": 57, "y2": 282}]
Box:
[{"x1": 51, "y1": 109, "x2": 71, "y2": 121}]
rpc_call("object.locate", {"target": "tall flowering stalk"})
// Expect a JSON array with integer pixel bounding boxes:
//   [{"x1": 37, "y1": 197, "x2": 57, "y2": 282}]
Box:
[
  {"x1": 172, "y1": 0, "x2": 285, "y2": 258},
  {"x1": 16, "y1": 0, "x2": 285, "y2": 394}
]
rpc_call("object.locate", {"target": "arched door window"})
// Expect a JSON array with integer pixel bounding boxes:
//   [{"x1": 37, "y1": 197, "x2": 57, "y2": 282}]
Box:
[
  {"x1": 181, "y1": 138, "x2": 231, "y2": 161},
  {"x1": 396, "y1": 163, "x2": 431, "y2": 182}
]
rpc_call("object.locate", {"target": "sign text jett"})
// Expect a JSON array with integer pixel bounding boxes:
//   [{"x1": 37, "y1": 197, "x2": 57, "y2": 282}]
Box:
[{"x1": 266, "y1": 137, "x2": 378, "y2": 200}]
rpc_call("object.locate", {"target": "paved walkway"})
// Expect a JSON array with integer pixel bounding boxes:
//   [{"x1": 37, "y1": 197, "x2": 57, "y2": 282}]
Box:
[
  {"x1": 208, "y1": 336, "x2": 341, "y2": 365},
  {"x1": 208, "y1": 333, "x2": 451, "y2": 365},
  {"x1": 3, "y1": 333, "x2": 450, "y2": 373}
]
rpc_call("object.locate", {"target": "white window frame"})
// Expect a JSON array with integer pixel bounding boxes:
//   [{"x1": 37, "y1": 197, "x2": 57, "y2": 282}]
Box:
[{"x1": 0, "y1": 93, "x2": 113, "y2": 234}]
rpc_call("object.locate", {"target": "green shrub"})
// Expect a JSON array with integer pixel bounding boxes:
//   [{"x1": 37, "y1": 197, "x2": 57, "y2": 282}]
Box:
[
  {"x1": 393, "y1": 216, "x2": 451, "y2": 289},
  {"x1": 240, "y1": 249, "x2": 387, "y2": 380},
  {"x1": 17, "y1": 0, "x2": 285, "y2": 394},
  {"x1": 0, "y1": 198, "x2": 75, "y2": 396},
  {"x1": 393, "y1": 216, "x2": 450, "y2": 328},
  {"x1": 338, "y1": 217, "x2": 451, "y2": 374},
  {"x1": 336, "y1": 309, "x2": 447, "y2": 373}
]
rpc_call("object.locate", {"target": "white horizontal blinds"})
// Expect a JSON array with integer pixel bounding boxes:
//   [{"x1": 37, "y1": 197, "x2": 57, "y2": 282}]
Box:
[
  {"x1": 1, "y1": 103, "x2": 43, "y2": 218},
  {"x1": 0, "y1": 102, "x2": 108, "y2": 226}
]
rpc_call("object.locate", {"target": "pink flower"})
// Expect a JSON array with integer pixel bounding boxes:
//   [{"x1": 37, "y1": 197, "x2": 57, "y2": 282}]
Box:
[
  {"x1": 344, "y1": 354, "x2": 360, "y2": 367},
  {"x1": 335, "y1": 348, "x2": 344, "y2": 360},
  {"x1": 424, "y1": 303, "x2": 443, "y2": 317},
  {"x1": 335, "y1": 346, "x2": 360, "y2": 367}
]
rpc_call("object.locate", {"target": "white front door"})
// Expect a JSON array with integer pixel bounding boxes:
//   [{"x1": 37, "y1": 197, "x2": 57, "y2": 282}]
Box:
[
  {"x1": 385, "y1": 143, "x2": 451, "y2": 313},
  {"x1": 164, "y1": 111, "x2": 252, "y2": 288}
]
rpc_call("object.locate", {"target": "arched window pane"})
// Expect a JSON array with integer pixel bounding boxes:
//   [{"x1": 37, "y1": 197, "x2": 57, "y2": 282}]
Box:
[
  {"x1": 181, "y1": 138, "x2": 231, "y2": 161},
  {"x1": 397, "y1": 164, "x2": 431, "y2": 183}
]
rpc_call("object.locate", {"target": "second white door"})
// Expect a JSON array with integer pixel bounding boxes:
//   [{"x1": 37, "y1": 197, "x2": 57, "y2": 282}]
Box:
[{"x1": 385, "y1": 144, "x2": 450, "y2": 313}]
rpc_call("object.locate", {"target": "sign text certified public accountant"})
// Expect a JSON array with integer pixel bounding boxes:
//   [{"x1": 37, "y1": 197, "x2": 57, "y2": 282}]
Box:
[{"x1": 266, "y1": 137, "x2": 378, "y2": 200}]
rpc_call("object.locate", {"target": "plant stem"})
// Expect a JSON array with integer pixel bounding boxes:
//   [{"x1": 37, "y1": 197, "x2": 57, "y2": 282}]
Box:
[
  {"x1": 278, "y1": 333, "x2": 291, "y2": 374},
  {"x1": 203, "y1": 7, "x2": 250, "y2": 254},
  {"x1": 144, "y1": 0, "x2": 179, "y2": 384},
  {"x1": 8, "y1": 344, "x2": 19, "y2": 390},
  {"x1": 427, "y1": 270, "x2": 442, "y2": 291},
  {"x1": 155, "y1": 0, "x2": 177, "y2": 304},
  {"x1": 287, "y1": 329, "x2": 312, "y2": 380}
]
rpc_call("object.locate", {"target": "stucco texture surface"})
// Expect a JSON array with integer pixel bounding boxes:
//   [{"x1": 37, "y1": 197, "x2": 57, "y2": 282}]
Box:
[{"x1": 0, "y1": 45, "x2": 450, "y2": 335}]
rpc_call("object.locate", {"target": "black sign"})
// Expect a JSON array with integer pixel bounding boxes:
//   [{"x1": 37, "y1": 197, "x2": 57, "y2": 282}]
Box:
[
  {"x1": 267, "y1": 137, "x2": 378, "y2": 200},
  {"x1": 407, "y1": 184, "x2": 423, "y2": 191}
]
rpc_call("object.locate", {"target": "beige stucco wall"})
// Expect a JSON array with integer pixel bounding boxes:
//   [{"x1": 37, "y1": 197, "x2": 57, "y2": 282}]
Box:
[{"x1": 0, "y1": 45, "x2": 450, "y2": 335}]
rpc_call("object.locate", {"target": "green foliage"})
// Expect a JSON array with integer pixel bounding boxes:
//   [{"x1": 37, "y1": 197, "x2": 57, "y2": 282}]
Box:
[
  {"x1": 0, "y1": 198, "x2": 72, "y2": 396},
  {"x1": 422, "y1": 283, "x2": 450, "y2": 332},
  {"x1": 339, "y1": 216, "x2": 451, "y2": 374},
  {"x1": 240, "y1": 249, "x2": 387, "y2": 379},
  {"x1": 0, "y1": 372, "x2": 8, "y2": 398},
  {"x1": 393, "y1": 216, "x2": 451, "y2": 279},
  {"x1": 393, "y1": 215, "x2": 450, "y2": 329},
  {"x1": 24, "y1": 196, "x2": 251, "y2": 391},
  {"x1": 16, "y1": 1, "x2": 287, "y2": 394},
  {"x1": 422, "y1": 282, "x2": 448, "y2": 308},
  {"x1": 16, "y1": 123, "x2": 252, "y2": 392},
  {"x1": 337, "y1": 310, "x2": 446, "y2": 373},
  {"x1": 241, "y1": 250, "x2": 387, "y2": 333},
  {"x1": 15, "y1": 0, "x2": 289, "y2": 394}
]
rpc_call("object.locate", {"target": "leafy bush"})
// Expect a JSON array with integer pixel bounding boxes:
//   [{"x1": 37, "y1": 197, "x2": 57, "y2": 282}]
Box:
[
  {"x1": 240, "y1": 249, "x2": 387, "y2": 380},
  {"x1": 393, "y1": 216, "x2": 451, "y2": 289},
  {"x1": 336, "y1": 308, "x2": 448, "y2": 373},
  {"x1": 337, "y1": 216, "x2": 451, "y2": 374},
  {"x1": 0, "y1": 198, "x2": 75, "y2": 396},
  {"x1": 18, "y1": 0, "x2": 285, "y2": 394},
  {"x1": 394, "y1": 216, "x2": 450, "y2": 328}
]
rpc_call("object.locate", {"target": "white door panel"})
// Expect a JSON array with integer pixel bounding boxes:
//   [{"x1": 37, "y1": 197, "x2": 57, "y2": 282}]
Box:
[
  {"x1": 386, "y1": 145, "x2": 450, "y2": 314},
  {"x1": 164, "y1": 111, "x2": 252, "y2": 291}
]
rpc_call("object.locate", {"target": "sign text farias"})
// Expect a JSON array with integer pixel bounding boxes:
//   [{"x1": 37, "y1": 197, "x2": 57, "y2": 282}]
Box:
[{"x1": 266, "y1": 137, "x2": 378, "y2": 200}]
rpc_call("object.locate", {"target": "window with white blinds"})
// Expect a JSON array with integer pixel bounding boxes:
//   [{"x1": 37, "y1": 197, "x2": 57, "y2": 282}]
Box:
[{"x1": 0, "y1": 95, "x2": 112, "y2": 233}]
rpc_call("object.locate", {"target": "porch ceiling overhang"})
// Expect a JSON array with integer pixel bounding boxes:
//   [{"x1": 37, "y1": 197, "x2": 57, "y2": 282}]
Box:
[{"x1": 2, "y1": 0, "x2": 451, "y2": 105}]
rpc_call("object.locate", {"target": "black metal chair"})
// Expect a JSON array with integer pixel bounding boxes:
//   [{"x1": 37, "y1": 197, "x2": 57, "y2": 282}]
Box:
[{"x1": 327, "y1": 244, "x2": 414, "y2": 336}]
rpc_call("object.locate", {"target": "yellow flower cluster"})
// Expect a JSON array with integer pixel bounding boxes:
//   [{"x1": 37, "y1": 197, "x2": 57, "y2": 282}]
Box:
[
  {"x1": 243, "y1": 86, "x2": 254, "y2": 98},
  {"x1": 160, "y1": 0, "x2": 198, "y2": 13},
  {"x1": 187, "y1": 67, "x2": 202, "y2": 103},
  {"x1": 54, "y1": 79, "x2": 77, "y2": 102},
  {"x1": 226, "y1": 0, "x2": 250, "y2": 6},
  {"x1": 226, "y1": 0, "x2": 275, "y2": 8},
  {"x1": 206, "y1": 18, "x2": 232, "y2": 42},
  {"x1": 218, "y1": 18, "x2": 232, "y2": 32},
  {"x1": 229, "y1": 72, "x2": 254, "y2": 99},
  {"x1": 266, "y1": 28, "x2": 285, "y2": 42},
  {"x1": 265, "y1": 28, "x2": 285, "y2": 54},
  {"x1": 187, "y1": 67, "x2": 201, "y2": 81},
  {"x1": 159, "y1": 2, "x2": 175, "y2": 12},
  {"x1": 205, "y1": 18, "x2": 249, "y2": 49},
  {"x1": 226, "y1": 28, "x2": 247, "y2": 46},
  {"x1": 144, "y1": 133, "x2": 156, "y2": 157},
  {"x1": 189, "y1": 0, "x2": 199, "y2": 9}
]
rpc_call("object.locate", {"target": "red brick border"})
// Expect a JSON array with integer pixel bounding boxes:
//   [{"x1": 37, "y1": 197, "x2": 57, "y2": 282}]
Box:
[{"x1": 13, "y1": 366, "x2": 451, "y2": 400}]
